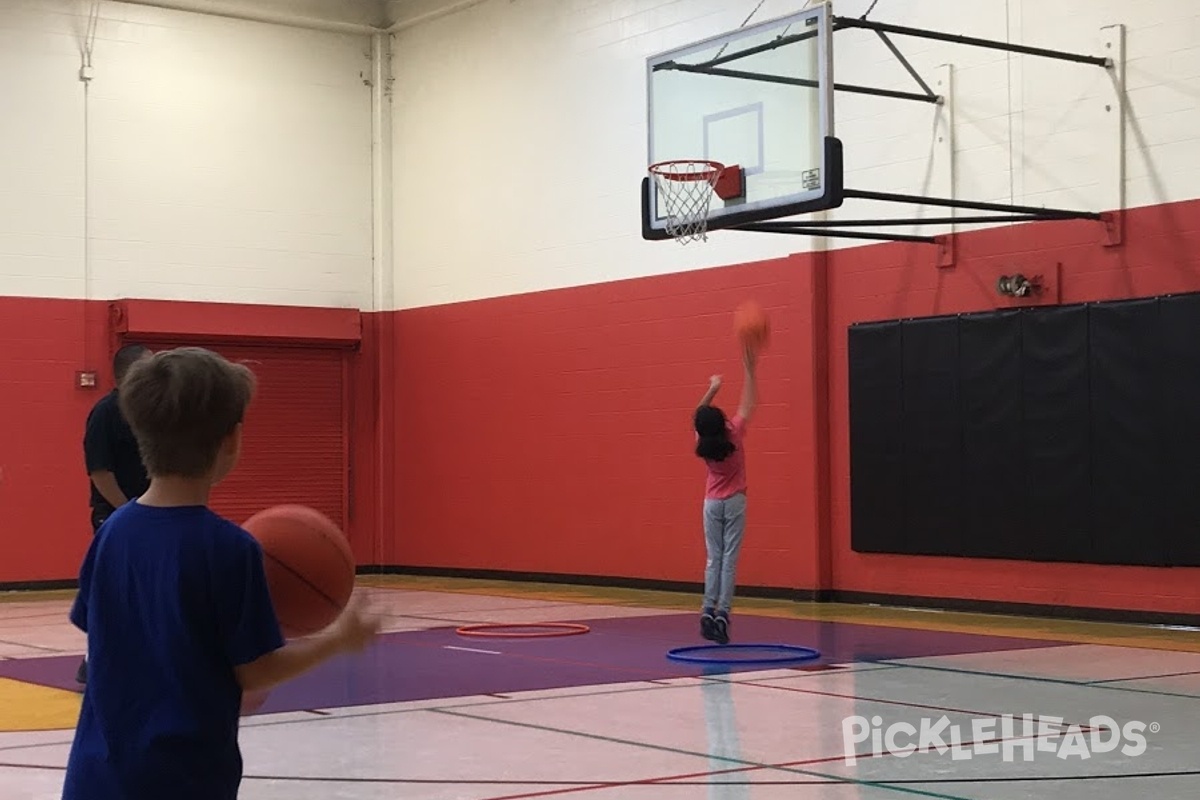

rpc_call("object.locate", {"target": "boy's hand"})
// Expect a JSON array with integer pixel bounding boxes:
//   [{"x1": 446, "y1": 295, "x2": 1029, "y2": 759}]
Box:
[
  {"x1": 331, "y1": 593, "x2": 382, "y2": 654},
  {"x1": 709, "y1": 375, "x2": 722, "y2": 389}
]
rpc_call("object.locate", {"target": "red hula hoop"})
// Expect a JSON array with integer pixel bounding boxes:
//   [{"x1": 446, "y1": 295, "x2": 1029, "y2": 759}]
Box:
[{"x1": 455, "y1": 622, "x2": 591, "y2": 638}]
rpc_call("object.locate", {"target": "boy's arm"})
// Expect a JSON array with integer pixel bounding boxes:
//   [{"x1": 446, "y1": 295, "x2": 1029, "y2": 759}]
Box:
[
  {"x1": 220, "y1": 536, "x2": 379, "y2": 694},
  {"x1": 697, "y1": 375, "x2": 722, "y2": 409},
  {"x1": 234, "y1": 596, "x2": 378, "y2": 693},
  {"x1": 737, "y1": 346, "x2": 758, "y2": 423}
]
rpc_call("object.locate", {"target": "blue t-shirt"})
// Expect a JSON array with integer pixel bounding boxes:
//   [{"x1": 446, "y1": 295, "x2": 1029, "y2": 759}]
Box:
[{"x1": 64, "y1": 502, "x2": 285, "y2": 800}]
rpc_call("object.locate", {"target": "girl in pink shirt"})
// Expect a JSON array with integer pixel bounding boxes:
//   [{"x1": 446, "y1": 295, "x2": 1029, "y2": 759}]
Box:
[{"x1": 693, "y1": 345, "x2": 758, "y2": 644}]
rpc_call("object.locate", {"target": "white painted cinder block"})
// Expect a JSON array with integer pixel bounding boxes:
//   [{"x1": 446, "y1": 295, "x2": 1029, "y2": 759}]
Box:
[
  {"x1": 0, "y1": 0, "x2": 373, "y2": 308},
  {"x1": 391, "y1": 0, "x2": 1200, "y2": 309}
]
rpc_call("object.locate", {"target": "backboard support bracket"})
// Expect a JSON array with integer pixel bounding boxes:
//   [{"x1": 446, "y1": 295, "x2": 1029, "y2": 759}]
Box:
[
  {"x1": 930, "y1": 64, "x2": 955, "y2": 267},
  {"x1": 1099, "y1": 23, "x2": 1126, "y2": 247}
]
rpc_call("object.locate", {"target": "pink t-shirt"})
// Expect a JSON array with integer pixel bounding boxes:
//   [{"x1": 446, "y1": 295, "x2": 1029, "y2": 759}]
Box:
[{"x1": 702, "y1": 414, "x2": 747, "y2": 500}]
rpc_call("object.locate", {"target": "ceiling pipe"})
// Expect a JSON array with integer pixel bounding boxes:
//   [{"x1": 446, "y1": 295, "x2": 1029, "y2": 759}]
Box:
[
  {"x1": 111, "y1": 0, "x2": 384, "y2": 35},
  {"x1": 387, "y1": 0, "x2": 490, "y2": 31}
]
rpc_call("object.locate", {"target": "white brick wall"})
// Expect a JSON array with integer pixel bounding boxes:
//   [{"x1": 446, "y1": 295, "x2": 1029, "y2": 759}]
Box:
[
  {"x1": 392, "y1": 0, "x2": 1200, "y2": 309},
  {"x1": 0, "y1": 0, "x2": 374, "y2": 308}
]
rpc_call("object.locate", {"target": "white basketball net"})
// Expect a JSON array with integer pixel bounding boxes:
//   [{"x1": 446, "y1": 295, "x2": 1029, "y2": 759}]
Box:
[{"x1": 649, "y1": 161, "x2": 723, "y2": 245}]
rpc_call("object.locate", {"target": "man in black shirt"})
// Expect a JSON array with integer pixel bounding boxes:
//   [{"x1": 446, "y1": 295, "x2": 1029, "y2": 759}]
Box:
[{"x1": 77, "y1": 343, "x2": 151, "y2": 684}]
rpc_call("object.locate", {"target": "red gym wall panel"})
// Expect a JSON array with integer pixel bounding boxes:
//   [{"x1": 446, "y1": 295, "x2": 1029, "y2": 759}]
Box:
[
  {"x1": 0, "y1": 298, "x2": 111, "y2": 584},
  {"x1": 6, "y1": 199, "x2": 1200, "y2": 618},
  {"x1": 386, "y1": 197, "x2": 1200, "y2": 616},
  {"x1": 0, "y1": 297, "x2": 377, "y2": 586},
  {"x1": 387, "y1": 256, "x2": 829, "y2": 591}
]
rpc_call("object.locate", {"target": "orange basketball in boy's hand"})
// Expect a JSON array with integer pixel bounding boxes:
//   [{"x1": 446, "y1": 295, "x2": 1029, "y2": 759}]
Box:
[
  {"x1": 242, "y1": 505, "x2": 355, "y2": 638},
  {"x1": 734, "y1": 300, "x2": 770, "y2": 352}
]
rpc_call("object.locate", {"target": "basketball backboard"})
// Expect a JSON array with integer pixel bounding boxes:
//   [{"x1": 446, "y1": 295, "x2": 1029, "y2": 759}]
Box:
[{"x1": 642, "y1": 3, "x2": 842, "y2": 241}]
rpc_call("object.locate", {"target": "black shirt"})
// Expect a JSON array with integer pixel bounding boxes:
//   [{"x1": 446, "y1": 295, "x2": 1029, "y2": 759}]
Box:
[{"x1": 83, "y1": 390, "x2": 150, "y2": 514}]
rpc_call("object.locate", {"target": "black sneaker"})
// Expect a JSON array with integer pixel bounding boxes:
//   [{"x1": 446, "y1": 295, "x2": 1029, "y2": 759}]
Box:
[
  {"x1": 75, "y1": 658, "x2": 87, "y2": 686},
  {"x1": 713, "y1": 615, "x2": 730, "y2": 645},
  {"x1": 700, "y1": 612, "x2": 717, "y2": 641}
]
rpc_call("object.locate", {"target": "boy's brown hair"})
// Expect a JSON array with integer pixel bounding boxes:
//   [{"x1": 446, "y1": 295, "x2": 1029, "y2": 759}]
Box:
[{"x1": 119, "y1": 347, "x2": 256, "y2": 478}]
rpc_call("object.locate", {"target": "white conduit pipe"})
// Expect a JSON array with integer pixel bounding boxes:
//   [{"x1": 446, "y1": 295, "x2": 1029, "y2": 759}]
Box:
[
  {"x1": 388, "y1": 0, "x2": 491, "y2": 31},
  {"x1": 111, "y1": 0, "x2": 384, "y2": 35}
]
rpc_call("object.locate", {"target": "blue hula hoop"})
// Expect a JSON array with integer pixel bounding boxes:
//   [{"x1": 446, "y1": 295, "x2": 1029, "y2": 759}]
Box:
[{"x1": 667, "y1": 643, "x2": 821, "y2": 666}]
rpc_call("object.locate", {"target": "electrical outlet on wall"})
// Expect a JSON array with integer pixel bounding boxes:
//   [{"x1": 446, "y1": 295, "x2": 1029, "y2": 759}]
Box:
[{"x1": 76, "y1": 370, "x2": 98, "y2": 389}]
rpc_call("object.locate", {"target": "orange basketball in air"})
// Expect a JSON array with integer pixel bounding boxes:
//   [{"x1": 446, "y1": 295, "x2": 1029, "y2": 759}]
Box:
[
  {"x1": 734, "y1": 300, "x2": 770, "y2": 352},
  {"x1": 242, "y1": 505, "x2": 355, "y2": 638}
]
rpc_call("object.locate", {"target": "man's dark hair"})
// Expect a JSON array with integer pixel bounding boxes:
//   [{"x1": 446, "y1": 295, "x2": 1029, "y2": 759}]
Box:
[
  {"x1": 119, "y1": 347, "x2": 256, "y2": 478},
  {"x1": 113, "y1": 344, "x2": 150, "y2": 383}
]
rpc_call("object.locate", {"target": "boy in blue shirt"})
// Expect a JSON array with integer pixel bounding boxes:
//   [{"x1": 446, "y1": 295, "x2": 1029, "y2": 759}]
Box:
[{"x1": 63, "y1": 346, "x2": 380, "y2": 800}]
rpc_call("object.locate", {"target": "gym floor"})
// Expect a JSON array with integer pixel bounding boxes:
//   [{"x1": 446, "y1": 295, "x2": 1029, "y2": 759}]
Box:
[{"x1": 2, "y1": 577, "x2": 1199, "y2": 799}]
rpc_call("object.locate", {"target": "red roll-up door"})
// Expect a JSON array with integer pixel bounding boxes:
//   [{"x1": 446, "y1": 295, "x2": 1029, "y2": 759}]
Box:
[{"x1": 152, "y1": 343, "x2": 348, "y2": 529}]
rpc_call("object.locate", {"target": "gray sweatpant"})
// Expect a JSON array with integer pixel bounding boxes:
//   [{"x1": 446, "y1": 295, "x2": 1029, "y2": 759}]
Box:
[{"x1": 702, "y1": 492, "x2": 747, "y2": 614}]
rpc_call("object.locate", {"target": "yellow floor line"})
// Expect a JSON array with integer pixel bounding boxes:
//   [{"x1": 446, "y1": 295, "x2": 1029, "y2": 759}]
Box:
[{"x1": 0, "y1": 589, "x2": 76, "y2": 604}]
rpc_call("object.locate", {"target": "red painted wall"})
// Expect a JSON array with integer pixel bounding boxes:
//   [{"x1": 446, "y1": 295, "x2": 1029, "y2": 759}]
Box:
[
  {"x1": 388, "y1": 199, "x2": 1200, "y2": 614},
  {"x1": 389, "y1": 257, "x2": 828, "y2": 589},
  {"x1": 0, "y1": 296, "x2": 381, "y2": 584},
  {"x1": 6, "y1": 197, "x2": 1200, "y2": 616},
  {"x1": 0, "y1": 298, "x2": 110, "y2": 583}
]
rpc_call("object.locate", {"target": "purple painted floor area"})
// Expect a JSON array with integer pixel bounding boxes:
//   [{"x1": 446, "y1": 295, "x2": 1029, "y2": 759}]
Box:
[{"x1": 0, "y1": 613, "x2": 1067, "y2": 715}]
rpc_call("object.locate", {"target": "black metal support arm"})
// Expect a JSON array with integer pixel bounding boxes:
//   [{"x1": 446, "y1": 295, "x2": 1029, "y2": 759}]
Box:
[
  {"x1": 733, "y1": 223, "x2": 939, "y2": 244},
  {"x1": 874, "y1": 31, "x2": 937, "y2": 98},
  {"x1": 664, "y1": 16, "x2": 1111, "y2": 77},
  {"x1": 700, "y1": 29, "x2": 819, "y2": 69},
  {"x1": 833, "y1": 17, "x2": 1111, "y2": 68},
  {"x1": 726, "y1": 193, "x2": 1103, "y2": 246},
  {"x1": 842, "y1": 189, "x2": 1103, "y2": 221},
  {"x1": 755, "y1": 214, "x2": 1048, "y2": 228},
  {"x1": 659, "y1": 61, "x2": 939, "y2": 105}
]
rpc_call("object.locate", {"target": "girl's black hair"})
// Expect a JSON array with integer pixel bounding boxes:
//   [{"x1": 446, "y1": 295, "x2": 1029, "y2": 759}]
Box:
[{"x1": 694, "y1": 405, "x2": 736, "y2": 462}]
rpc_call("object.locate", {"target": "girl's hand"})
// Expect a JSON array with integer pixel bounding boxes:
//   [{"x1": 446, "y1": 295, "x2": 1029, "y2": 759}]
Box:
[
  {"x1": 709, "y1": 374, "x2": 723, "y2": 389},
  {"x1": 742, "y1": 344, "x2": 758, "y2": 370}
]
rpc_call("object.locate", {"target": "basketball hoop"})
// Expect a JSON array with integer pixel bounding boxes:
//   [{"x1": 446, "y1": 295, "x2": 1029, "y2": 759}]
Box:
[{"x1": 649, "y1": 160, "x2": 724, "y2": 244}]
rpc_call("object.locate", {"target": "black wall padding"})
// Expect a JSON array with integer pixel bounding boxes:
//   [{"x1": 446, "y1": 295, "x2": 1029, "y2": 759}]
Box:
[
  {"x1": 958, "y1": 311, "x2": 1024, "y2": 558},
  {"x1": 900, "y1": 317, "x2": 963, "y2": 556},
  {"x1": 849, "y1": 291, "x2": 1200, "y2": 567},
  {"x1": 1159, "y1": 294, "x2": 1200, "y2": 566},
  {"x1": 1088, "y1": 299, "x2": 1165, "y2": 566},
  {"x1": 847, "y1": 321, "x2": 905, "y2": 553},
  {"x1": 1020, "y1": 305, "x2": 1092, "y2": 563}
]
